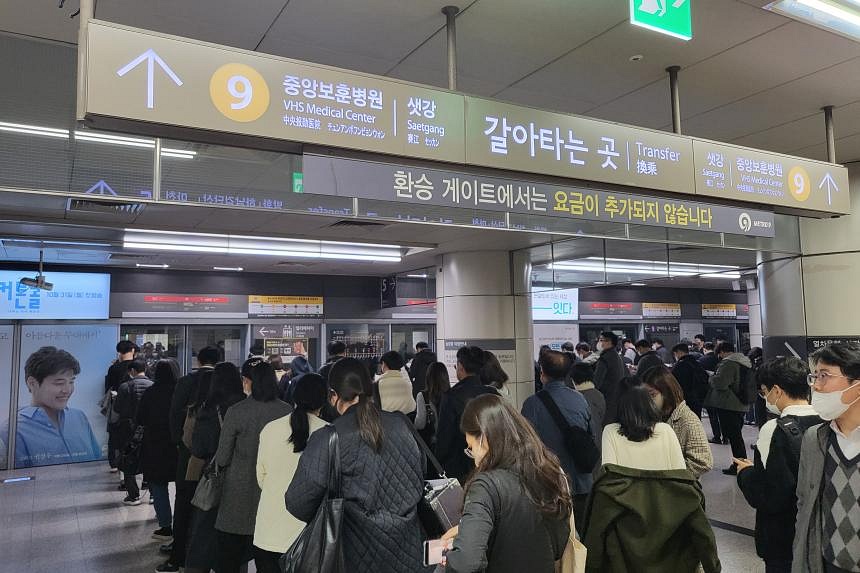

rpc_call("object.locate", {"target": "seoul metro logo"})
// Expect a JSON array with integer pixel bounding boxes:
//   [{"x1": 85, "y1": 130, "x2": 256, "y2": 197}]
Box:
[{"x1": 738, "y1": 212, "x2": 752, "y2": 233}]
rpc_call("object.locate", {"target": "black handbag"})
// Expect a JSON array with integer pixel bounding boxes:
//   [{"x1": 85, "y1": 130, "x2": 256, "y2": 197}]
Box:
[
  {"x1": 280, "y1": 428, "x2": 345, "y2": 573},
  {"x1": 191, "y1": 458, "x2": 224, "y2": 511},
  {"x1": 117, "y1": 425, "x2": 144, "y2": 474},
  {"x1": 401, "y1": 414, "x2": 465, "y2": 538},
  {"x1": 537, "y1": 390, "x2": 600, "y2": 474}
]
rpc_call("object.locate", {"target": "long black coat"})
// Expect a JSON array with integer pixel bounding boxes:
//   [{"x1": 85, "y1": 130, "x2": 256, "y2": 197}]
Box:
[
  {"x1": 286, "y1": 408, "x2": 430, "y2": 573},
  {"x1": 137, "y1": 380, "x2": 178, "y2": 484}
]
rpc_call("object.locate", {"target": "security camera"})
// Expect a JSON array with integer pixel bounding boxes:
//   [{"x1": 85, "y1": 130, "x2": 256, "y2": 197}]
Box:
[{"x1": 20, "y1": 276, "x2": 54, "y2": 291}]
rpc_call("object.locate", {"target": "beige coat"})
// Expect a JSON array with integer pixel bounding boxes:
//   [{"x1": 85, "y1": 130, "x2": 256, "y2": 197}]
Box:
[{"x1": 377, "y1": 369, "x2": 417, "y2": 414}]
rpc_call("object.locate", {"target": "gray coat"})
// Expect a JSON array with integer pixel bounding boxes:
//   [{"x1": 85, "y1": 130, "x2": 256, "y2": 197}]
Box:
[
  {"x1": 792, "y1": 423, "x2": 829, "y2": 573},
  {"x1": 705, "y1": 353, "x2": 750, "y2": 412},
  {"x1": 214, "y1": 397, "x2": 292, "y2": 535},
  {"x1": 594, "y1": 349, "x2": 627, "y2": 425}
]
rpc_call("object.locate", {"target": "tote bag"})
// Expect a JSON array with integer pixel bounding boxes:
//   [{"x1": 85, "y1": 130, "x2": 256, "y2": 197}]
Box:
[
  {"x1": 555, "y1": 509, "x2": 587, "y2": 573},
  {"x1": 280, "y1": 428, "x2": 345, "y2": 573}
]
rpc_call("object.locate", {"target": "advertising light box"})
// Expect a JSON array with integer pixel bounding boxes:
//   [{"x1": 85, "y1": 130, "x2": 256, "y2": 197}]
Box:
[
  {"x1": 0, "y1": 271, "x2": 110, "y2": 320},
  {"x1": 532, "y1": 288, "x2": 580, "y2": 321}
]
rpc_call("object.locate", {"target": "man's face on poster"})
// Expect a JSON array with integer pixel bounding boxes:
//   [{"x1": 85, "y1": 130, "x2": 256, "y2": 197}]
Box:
[{"x1": 27, "y1": 369, "x2": 76, "y2": 412}]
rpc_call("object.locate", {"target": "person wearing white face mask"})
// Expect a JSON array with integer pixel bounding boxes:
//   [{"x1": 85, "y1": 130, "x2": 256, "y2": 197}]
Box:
[
  {"x1": 731, "y1": 357, "x2": 821, "y2": 573},
  {"x1": 793, "y1": 343, "x2": 860, "y2": 573}
]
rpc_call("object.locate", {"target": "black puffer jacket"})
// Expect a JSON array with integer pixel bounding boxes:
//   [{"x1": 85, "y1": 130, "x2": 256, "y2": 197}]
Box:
[
  {"x1": 137, "y1": 379, "x2": 177, "y2": 483},
  {"x1": 286, "y1": 408, "x2": 430, "y2": 573}
]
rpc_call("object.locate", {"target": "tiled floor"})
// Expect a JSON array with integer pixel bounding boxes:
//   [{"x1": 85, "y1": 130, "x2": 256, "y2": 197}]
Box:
[{"x1": 0, "y1": 424, "x2": 766, "y2": 573}]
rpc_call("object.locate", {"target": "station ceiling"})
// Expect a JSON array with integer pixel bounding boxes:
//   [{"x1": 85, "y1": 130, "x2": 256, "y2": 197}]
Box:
[{"x1": 3, "y1": 0, "x2": 860, "y2": 164}]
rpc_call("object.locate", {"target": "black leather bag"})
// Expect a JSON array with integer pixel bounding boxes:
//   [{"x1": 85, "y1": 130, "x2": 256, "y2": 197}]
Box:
[
  {"x1": 537, "y1": 390, "x2": 600, "y2": 474},
  {"x1": 280, "y1": 429, "x2": 345, "y2": 573}
]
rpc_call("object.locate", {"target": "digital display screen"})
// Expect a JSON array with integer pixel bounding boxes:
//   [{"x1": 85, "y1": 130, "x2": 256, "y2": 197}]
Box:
[{"x1": 0, "y1": 272, "x2": 110, "y2": 320}]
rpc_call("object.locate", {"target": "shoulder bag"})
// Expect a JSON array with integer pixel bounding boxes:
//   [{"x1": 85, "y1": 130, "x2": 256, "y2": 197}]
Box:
[
  {"x1": 537, "y1": 390, "x2": 600, "y2": 474},
  {"x1": 401, "y1": 413, "x2": 464, "y2": 538},
  {"x1": 280, "y1": 427, "x2": 345, "y2": 573},
  {"x1": 117, "y1": 425, "x2": 144, "y2": 474},
  {"x1": 555, "y1": 509, "x2": 587, "y2": 573},
  {"x1": 190, "y1": 409, "x2": 224, "y2": 511}
]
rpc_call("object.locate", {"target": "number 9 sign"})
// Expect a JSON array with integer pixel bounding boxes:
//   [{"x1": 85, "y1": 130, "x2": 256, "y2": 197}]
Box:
[
  {"x1": 210, "y1": 63, "x2": 270, "y2": 122},
  {"x1": 787, "y1": 166, "x2": 811, "y2": 202}
]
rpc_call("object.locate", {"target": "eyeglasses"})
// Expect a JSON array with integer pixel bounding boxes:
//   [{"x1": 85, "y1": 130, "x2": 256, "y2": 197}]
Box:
[
  {"x1": 807, "y1": 371, "x2": 852, "y2": 387},
  {"x1": 464, "y1": 435, "x2": 484, "y2": 460}
]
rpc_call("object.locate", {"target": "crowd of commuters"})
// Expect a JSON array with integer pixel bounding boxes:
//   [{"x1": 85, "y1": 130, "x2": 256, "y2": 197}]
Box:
[{"x1": 99, "y1": 334, "x2": 859, "y2": 573}]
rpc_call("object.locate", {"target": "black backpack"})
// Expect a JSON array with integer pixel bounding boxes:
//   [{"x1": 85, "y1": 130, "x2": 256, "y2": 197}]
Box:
[
  {"x1": 537, "y1": 391, "x2": 600, "y2": 474},
  {"x1": 734, "y1": 364, "x2": 758, "y2": 405}
]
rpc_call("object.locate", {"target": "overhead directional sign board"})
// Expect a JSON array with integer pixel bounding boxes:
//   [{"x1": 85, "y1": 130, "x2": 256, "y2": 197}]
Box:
[
  {"x1": 81, "y1": 20, "x2": 850, "y2": 216},
  {"x1": 83, "y1": 21, "x2": 465, "y2": 163},
  {"x1": 630, "y1": 0, "x2": 693, "y2": 41}
]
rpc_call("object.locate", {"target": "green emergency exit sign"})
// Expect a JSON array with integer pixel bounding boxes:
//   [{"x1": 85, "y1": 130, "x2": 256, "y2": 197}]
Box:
[{"x1": 630, "y1": 0, "x2": 692, "y2": 41}]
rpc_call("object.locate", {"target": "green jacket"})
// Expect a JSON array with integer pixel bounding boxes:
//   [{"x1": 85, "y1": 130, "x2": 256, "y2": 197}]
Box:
[
  {"x1": 583, "y1": 465, "x2": 721, "y2": 573},
  {"x1": 704, "y1": 353, "x2": 751, "y2": 412}
]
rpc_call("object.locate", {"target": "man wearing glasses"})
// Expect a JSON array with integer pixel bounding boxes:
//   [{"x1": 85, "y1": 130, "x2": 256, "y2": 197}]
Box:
[{"x1": 793, "y1": 343, "x2": 860, "y2": 573}]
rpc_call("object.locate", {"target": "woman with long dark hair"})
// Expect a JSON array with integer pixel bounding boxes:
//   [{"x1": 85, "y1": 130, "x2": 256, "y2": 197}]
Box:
[
  {"x1": 137, "y1": 358, "x2": 181, "y2": 540},
  {"x1": 253, "y1": 373, "x2": 329, "y2": 573},
  {"x1": 185, "y1": 362, "x2": 245, "y2": 573},
  {"x1": 443, "y1": 393, "x2": 571, "y2": 572},
  {"x1": 286, "y1": 358, "x2": 427, "y2": 573},
  {"x1": 414, "y1": 362, "x2": 451, "y2": 449},
  {"x1": 213, "y1": 360, "x2": 292, "y2": 573},
  {"x1": 479, "y1": 351, "x2": 510, "y2": 398}
]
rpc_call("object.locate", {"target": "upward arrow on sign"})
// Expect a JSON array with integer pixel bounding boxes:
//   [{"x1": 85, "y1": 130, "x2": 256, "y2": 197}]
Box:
[
  {"x1": 819, "y1": 173, "x2": 839, "y2": 206},
  {"x1": 116, "y1": 49, "x2": 183, "y2": 110},
  {"x1": 86, "y1": 180, "x2": 117, "y2": 196}
]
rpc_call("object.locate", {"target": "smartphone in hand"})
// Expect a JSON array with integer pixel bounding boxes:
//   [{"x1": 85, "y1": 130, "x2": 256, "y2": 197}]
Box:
[{"x1": 423, "y1": 539, "x2": 446, "y2": 566}]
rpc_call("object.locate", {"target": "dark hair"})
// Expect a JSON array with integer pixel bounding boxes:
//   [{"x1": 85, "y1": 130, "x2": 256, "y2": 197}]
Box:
[
  {"x1": 635, "y1": 339, "x2": 652, "y2": 350},
  {"x1": 116, "y1": 340, "x2": 137, "y2": 355},
  {"x1": 153, "y1": 359, "x2": 180, "y2": 386},
  {"x1": 538, "y1": 345, "x2": 552, "y2": 357},
  {"x1": 327, "y1": 340, "x2": 347, "y2": 356},
  {"x1": 694, "y1": 334, "x2": 706, "y2": 342},
  {"x1": 25, "y1": 346, "x2": 81, "y2": 384},
  {"x1": 380, "y1": 350, "x2": 404, "y2": 371},
  {"x1": 575, "y1": 342, "x2": 591, "y2": 353},
  {"x1": 747, "y1": 347, "x2": 763, "y2": 368},
  {"x1": 289, "y1": 373, "x2": 328, "y2": 453},
  {"x1": 716, "y1": 341, "x2": 736, "y2": 355},
  {"x1": 128, "y1": 359, "x2": 148, "y2": 374},
  {"x1": 703, "y1": 341, "x2": 715, "y2": 351},
  {"x1": 616, "y1": 381, "x2": 662, "y2": 442},
  {"x1": 600, "y1": 331, "x2": 619, "y2": 346},
  {"x1": 539, "y1": 350, "x2": 571, "y2": 381},
  {"x1": 480, "y1": 351, "x2": 510, "y2": 389},
  {"x1": 330, "y1": 358, "x2": 383, "y2": 451},
  {"x1": 461, "y1": 394, "x2": 572, "y2": 520},
  {"x1": 642, "y1": 367, "x2": 684, "y2": 418},
  {"x1": 190, "y1": 369, "x2": 215, "y2": 413},
  {"x1": 269, "y1": 355, "x2": 284, "y2": 371},
  {"x1": 249, "y1": 361, "x2": 280, "y2": 402},
  {"x1": 636, "y1": 353, "x2": 665, "y2": 379},
  {"x1": 811, "y1": 343, "x2": 860, "y2": 380},
  {"x1": 424, "y1": 362, "x2": 451, "y2": 407},
  {"x1": 416, "y1": 341, "x2": 429, "y2": 350},
  {"x1": 560, "y1": 341, "x2": 575, "y2": 352},
  {"x1": 756, "y1": 357, "x2": 810, "y2": 400},
  {"x1": 241, "y1": 356, "x2": 266, "y2": 379},
  {"x1": 197, "y1": 346, "x2": 220, "y2": 366},
  {"x1": 205, "y1": 362, "x2": 243, "y2": 412},
  {"x1": 653, "y1": 338, "x2": 664, "y2": 346},
  {"x1": 568, "y1": 362, "x2": 594, "y2": 386},
  {"x1": 456, "y1": 346, "x2": 485, "y2": 375},
  {"x1": 672, "y1": 343, "x2": 690, "y2": 355}
]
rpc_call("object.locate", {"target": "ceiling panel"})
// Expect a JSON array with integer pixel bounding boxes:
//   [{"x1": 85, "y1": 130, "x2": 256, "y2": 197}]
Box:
[
  {"x1": 0, "y1": 0, "x2": 79, "y2": 44},
  {"x1": 97, "y1": 0, "x2": 288, "y2": 50}
]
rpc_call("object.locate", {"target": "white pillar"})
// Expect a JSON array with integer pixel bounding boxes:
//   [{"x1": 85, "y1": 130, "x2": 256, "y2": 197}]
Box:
[{"x1": 436, "y1": 251, "x2": 534, "y2": 409}]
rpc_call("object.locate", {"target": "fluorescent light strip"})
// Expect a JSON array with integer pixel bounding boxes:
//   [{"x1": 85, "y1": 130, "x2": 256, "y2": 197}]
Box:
[
  {"x1": 213, "y1": 266, "x2": 243, "y2": 271},
  {"x1": 585, "y1": 256, "x2": 739, "y2": 271},
  {"x1": 702, "y1": 273, "x2": 742, "y2": 279},
  {"x1": 2, "y1": 238, "x2": 111, "y2": 247},
  {"x1": 125, "y1": 242, "x2": 229, "y2": 254},
  {"x1": 0, "y1": 121, "x2": 69, "y2": 139},
  {"x1": 136, "y1": 263, "x2": 169, "y2": 269},
  {"x1": 407, "y1": 274, "x2": 428, "y2": 279},
  {"x1": 798, "y1": 0, "x2": 860, "y2": 25},
  {"x1": 160, "y1": 151, "x2": 196, "y2": 159}
]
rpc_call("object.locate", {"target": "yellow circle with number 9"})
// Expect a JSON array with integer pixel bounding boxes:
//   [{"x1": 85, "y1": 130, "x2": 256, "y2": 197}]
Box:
[
  {"x1": 210, "y1": 63, "x2": 270, "y2": 122},
  {"x1": 787, "y1": 166, "x2": 811, "y2": 202}
]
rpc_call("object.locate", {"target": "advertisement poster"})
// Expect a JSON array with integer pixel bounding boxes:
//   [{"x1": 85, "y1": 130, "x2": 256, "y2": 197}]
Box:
[
  {"x1": 0, "y1": 271, "x2": 109, "y2": 320},
  {"x1": 533, "y1": 323, "x2": 580, "y2": 357},
  {"x1": 443, "y1": 339, "x2": 516, "y2": 385},
  {"x1": 0, "y1": 326, "x2": 13, "y2": 470},
  {"x1": 3, "y1": 324, "x2": 118, "y2": 468},
  {"x1": 532, "y1": 288, "x2": 579, "y2": 321},
  {"x1": 263, "y1": 338, "x2": 309, "y2": 359}
]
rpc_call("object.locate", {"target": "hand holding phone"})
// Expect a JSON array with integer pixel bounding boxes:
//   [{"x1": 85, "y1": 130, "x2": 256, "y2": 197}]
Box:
[{"x1": 423, "y1": 539, "x2": 447, "y2": 566}]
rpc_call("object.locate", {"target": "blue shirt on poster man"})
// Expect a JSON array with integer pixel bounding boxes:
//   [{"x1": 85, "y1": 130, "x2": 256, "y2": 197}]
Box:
[{"x1": 13, "y1": 406, "x2": 102, "y2": 468}]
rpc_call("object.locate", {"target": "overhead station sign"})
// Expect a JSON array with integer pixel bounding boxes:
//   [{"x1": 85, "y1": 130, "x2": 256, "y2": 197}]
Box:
[{"x1": 81, "y1": 20, "x2": 850, "y2": 216}]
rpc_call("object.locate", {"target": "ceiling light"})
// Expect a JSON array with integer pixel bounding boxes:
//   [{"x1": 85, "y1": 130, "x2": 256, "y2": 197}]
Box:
[
  {"x1": 407, "y1": 274, "x2": 428, "y2": 279},
  {"x1": 0, "y1": 121, "x2": 69, "y2": 139},
  {"x1": 213, "y1": 266, "x2": 243, "y2": 271},
  {"x1": 2, "y1": 238, "x2": 111, "y2": 247},
  {"x1": 136, "y1": 263, "x2": 169, "y2": 269},
  {"x1": 766, "y1": 0, "x2": 860, "y2": 41},
  {"x1": 701, "y1": 273, "x2": 742, "y2": 279},
  {"x1": 631, "y1": 283, "x2": 647, "y2": 286},
  {"x1": 123, "y1": 229, "x2": 403, "y2": 263}
]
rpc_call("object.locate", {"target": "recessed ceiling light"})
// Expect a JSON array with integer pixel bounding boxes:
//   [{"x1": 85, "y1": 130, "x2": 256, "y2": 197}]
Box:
[
  {"x1": 136, "y1": 263, "x2": 169, "y2": 269},
  {"x1": 213, "y1": 266, "x2": 243, "y2": 271},
  {"x1": 631, "y1": 283, "x2": 647, "y2": 286},
  {"x1": 629, "y1": 54, "x2": 644, "y2": 62}
]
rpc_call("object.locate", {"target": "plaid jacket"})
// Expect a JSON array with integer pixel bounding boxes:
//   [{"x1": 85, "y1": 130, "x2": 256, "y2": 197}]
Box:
[{"x1": 668, "y1": 401, "x2": 713, "y2": 478}]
